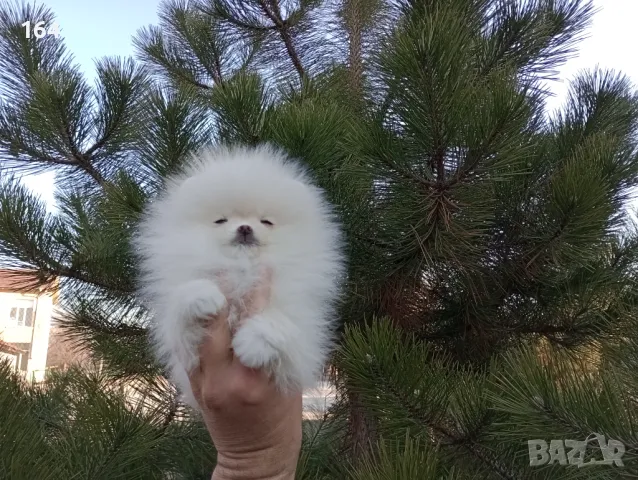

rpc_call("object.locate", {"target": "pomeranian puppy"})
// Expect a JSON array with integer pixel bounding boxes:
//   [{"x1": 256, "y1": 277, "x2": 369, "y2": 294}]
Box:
[{"x1": 134, "y1": 145, "x2": 345, "y2": 407}]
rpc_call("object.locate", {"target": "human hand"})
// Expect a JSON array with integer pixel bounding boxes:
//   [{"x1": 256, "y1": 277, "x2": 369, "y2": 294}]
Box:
[{"x1": 188, "y1": 270, "x2": 302, "y2": 480}]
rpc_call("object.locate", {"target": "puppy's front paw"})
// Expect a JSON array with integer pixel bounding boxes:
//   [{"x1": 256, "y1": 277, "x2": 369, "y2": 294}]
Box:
[
  {"x1": 232, "y1": 320, "x2": 279, "y2": 370},
  {"x1": 178, "y1": 279, "x2": 227, "y2": 320}
]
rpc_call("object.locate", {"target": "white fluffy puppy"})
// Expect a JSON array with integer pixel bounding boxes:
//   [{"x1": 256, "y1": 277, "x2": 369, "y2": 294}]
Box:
[{"x1": 134, "y1": 145, "x2": 345, "y2": 406}]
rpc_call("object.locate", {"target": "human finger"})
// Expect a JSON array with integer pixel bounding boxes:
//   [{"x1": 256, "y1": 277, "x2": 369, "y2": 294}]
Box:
[{"x1": 188, "y1": 307, "x2": 233, "y2": 405}]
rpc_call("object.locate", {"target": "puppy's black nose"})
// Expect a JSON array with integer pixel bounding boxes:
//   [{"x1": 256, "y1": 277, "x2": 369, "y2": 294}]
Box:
[{"x1": 237, "y1": 225, "x2": 253, "y2": 236}]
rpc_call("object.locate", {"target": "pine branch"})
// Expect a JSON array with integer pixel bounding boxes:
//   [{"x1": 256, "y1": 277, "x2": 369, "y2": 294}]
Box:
[
  {"x1": 71, "y1": 154, "x2": 106, "y2": 186},
  {"x1": 85, "y1": 57, "x2": 150, "y2": 161},
  {"x1": 342, "y1": 0, "x2": 364, "y2": 98},
  {"x1": 488, "y1": 345, "x2": 638, "y2": 470},
  {"x1": 0, "y1": 5, "x2": 148, "y2": 189},
  {"x1": 258, "y1": 0, "x2": 306, "y2": 80},
  {"x1": 0, "y1": 2, "x2": 73, "y2": 100},
  {"x1": 211, "y1": 0, "x2": 315, "y2": 84},
  {"x1": 339, "y1": 320, "x2": 519, "y2": 479},
  {"x1": 134, "y1": 22, "x2": 215, "y2": 91},
  {"x1": 136, "y1": 86, "x2": 212, "y2": 182},
  {"x1": 0, "y1": 73, "x2": 108, "y2": 186},
  {"x1": 134, "y1": 0, "x2": 255, "y2": 91},
  {"x1": 203, "y1": 3, "x2": 277, "y2": 32},
  {"x1": 482, "y1": 0, "x2": 597, "y2": 81},
  {"x1": 339, "y1": 0, "x2": 385, "y2": 107},
  {"x1": 0, "y1": 179, "x2": 138, "y2": 297},
  {"x1": 349, "y1": 435, "x2": 455, "y2": 480}
]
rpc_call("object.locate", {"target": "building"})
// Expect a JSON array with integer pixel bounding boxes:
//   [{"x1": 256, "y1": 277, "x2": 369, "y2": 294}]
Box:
[
  {"x1": 0, "y1": 269, "x2": 58, "y2": 382},
  {"x1": 46, "y1": 325, "x2": 93, "y2": 371}
]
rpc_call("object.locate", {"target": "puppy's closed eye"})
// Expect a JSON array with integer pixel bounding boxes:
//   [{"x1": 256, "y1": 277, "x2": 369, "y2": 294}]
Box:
[
  {"x1": 261, "y1": 219, "x2": 274, "y2": 226},
  {"x1": 215, "y1": 218, "x2": 228, "y2": 224}
]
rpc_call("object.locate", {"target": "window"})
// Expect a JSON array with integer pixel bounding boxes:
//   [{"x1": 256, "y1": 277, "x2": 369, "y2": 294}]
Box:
[{"x1": 9, "y1": 300, "x2": 35, "y2": 327}]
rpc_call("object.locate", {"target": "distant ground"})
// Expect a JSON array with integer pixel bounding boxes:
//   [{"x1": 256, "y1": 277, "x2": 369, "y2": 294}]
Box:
[{"x1": 302, "y1": 381, "x2": 336, "y2": 420}]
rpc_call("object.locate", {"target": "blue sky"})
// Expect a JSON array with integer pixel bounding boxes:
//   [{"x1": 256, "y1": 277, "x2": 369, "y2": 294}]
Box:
[
  {"x1": 40, "y1": 0, "x2": 161, "y2": 82},
  {"x1": 21, "y1": 0, "x2": 161, "y2": 203},
  {"x1": 18, "y1": 0, "x2": 638, "y2": 219}
]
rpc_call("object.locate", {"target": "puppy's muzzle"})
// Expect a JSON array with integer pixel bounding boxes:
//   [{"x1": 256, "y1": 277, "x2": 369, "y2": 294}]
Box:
[{"x1": 234, "y1": 224, "x2": 258, "y2": 246}]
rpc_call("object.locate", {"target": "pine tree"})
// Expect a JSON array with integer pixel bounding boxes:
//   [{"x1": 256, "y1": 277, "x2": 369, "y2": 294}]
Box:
[{"x1": 1, "y1": 0, "x2": 638, "y2": 478}]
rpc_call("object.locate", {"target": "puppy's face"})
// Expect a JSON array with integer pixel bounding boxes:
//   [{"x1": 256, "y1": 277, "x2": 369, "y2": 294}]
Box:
[
  {"x1": 211, "y1": 214, "x2": 275, "y2": 250},
  {"x1": 169, "y1": 155, "x2": 327, "y2": 260}
]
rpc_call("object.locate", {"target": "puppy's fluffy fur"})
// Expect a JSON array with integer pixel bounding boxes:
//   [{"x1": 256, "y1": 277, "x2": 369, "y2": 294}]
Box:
[{"x1": 134, "y1": 145, "x2": 344, "y2": 406}]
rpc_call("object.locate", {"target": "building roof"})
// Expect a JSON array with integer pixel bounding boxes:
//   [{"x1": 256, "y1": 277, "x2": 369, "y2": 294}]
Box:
[{"x1": 0, "y1": 269, "x2": 58, "y2": 295}]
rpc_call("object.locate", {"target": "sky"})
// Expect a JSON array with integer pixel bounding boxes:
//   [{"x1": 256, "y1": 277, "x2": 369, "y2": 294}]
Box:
[
  {"x1": 16, "y1": 0, "x2": 638, "y2": 217},
  {"x1": 19, "y1": 0, "x2": 162, "y2": 205}
]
